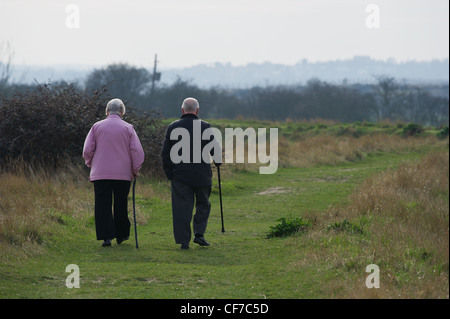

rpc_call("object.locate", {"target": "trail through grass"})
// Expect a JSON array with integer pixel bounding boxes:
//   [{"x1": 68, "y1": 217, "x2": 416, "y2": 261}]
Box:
[{"x1": 2, "y1": 147, "x2": 447, "y2": 298}]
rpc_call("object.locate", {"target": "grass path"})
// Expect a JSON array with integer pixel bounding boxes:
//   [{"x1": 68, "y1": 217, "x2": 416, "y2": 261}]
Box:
[{"x1": 0, "y1": 149, "x2": 445, "y2": 298}]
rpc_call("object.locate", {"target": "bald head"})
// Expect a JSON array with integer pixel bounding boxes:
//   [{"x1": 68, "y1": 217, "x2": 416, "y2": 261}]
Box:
[{"x1": 181, "y1": 97, "x2": 199, "y2": 115}]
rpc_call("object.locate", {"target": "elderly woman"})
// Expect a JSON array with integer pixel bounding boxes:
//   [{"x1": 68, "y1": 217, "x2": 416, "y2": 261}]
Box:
[{"x1": 83, "y1": 98, "x2": 145, "y2": 247}]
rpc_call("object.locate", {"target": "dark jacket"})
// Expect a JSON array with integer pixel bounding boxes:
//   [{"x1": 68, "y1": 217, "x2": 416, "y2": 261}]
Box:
[{"x1": 161, "y1": 113, "x2": 219, "y2": 187}]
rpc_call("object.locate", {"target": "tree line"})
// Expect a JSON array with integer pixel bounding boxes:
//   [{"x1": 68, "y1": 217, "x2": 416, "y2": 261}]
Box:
[{"x1": 2, "y1": 63, "x2": 449, "y2": 126}]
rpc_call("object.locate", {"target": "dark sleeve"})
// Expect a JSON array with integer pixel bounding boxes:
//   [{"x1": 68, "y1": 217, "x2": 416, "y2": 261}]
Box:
[
  {"x1": 204, "y1": 122, "x2": 222, "y2": 167},
  {"x1": 161, "y1": 125, "x2": 173, "y2": 180}
]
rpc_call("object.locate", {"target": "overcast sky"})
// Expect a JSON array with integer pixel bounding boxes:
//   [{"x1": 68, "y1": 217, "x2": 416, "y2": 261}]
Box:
[{"x1": 0, "y1": 0, "x2": 448, "y2": 69}]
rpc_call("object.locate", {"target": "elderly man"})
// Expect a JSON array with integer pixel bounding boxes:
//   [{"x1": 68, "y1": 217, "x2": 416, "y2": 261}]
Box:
[
  {"x1": 161, "y1": 97, "x2": 221, "y2": 249},
  {"x1": 83, "y1": 98, "x2": 145, "y2": 247}
]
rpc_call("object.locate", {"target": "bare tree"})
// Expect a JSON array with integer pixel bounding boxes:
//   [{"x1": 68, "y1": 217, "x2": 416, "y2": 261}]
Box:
[
  {"x1": 373, "y1": 76, "x2": 402, "y2": 121},
  {"x1": 0, "y1": 40, "x2": 14, "y2": 94}
]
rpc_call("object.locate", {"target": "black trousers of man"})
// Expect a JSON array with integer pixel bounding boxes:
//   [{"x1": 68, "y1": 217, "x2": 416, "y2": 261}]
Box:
[
  {"x1": 171, "y1": 178, "x2": 211, "y2": 245},
  {"x1": 94, "y1": 180, "x2": 131, "y2": 241}
]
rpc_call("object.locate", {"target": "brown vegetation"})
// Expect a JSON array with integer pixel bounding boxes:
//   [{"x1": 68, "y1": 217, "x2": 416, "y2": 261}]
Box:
[
  {"x1": 311, "y1": 151, "x2": 449, "y2": 298},
  {"x1": 279, "y1": 133, "x2": 447, "y2": 168}
]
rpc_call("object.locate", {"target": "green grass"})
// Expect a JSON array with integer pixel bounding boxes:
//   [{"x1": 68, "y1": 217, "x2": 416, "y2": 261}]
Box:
[
  {"x1": 0, "y1": 120, "x2": 448, "y2": 299},
  {"x1": 0, "y1": 151, "x2": 441, "y2": 298}
]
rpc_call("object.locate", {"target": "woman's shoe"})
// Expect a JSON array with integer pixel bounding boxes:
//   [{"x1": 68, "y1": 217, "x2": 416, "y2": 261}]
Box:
[{"x1": 102, "y1": 239, "x2": 112, "y2": 247}]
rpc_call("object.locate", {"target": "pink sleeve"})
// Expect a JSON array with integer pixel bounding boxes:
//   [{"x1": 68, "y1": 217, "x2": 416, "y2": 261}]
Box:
[
  {"x1": 130, "y1": 128, "x2": 145, "y2": 175},
  {"x1": 82, "y1": 126, "x2": 96, "y2": 167}
]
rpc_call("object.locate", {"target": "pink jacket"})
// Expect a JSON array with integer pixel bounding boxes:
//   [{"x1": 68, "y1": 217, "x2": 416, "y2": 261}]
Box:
[{"x1": 83, "y1": 114, "x2": 145, "y2": 181}]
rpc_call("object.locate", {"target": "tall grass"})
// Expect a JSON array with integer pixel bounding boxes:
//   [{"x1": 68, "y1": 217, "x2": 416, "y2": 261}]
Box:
[
  {"x1": 0, "y1": 157, "x2": 161, "y2": 260},
  {"x1": 317, "y1": 151, "x2": 449, "y2": 298},
  {"x1": 0, "y1": 162, "x2": 93, "y2": 258},
  {"x1": 279, "y1": 133, "x2": 448, "y2": 168}
]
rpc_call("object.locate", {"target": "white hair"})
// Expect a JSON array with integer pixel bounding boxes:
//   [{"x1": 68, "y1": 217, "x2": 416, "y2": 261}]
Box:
[
  {"x1": 181, "y1": 97, "x2": 199, "y2": 114},
  {"x1": 106, "y1": 98, "x2": 126, "y2": 116}
]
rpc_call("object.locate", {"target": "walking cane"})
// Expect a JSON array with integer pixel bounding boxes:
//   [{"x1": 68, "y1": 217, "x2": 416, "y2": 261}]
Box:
[
  {"x1": 217, "y1": 166, "x2": 225, "y2": 233},
  {"x1": 132, "y1": 177, "x2": 139, "y2": 248}
]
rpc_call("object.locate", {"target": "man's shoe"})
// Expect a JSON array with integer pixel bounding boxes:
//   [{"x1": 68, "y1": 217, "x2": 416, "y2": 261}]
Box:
[
  {"x1": 180, "y1": 243, "x2": 190, "y2": 250},
  {"x1": 117, "y1": 237, "x2": 129, "y2": 244},
  {"x1": 193, "y1": 236, "x2": 210, "y2": 246},
  {"x1": 102, "y1": 239, "x2": 112, "y2": 247}
]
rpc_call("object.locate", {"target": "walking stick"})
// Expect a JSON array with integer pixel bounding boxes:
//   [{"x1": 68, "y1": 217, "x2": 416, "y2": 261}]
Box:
[
  {"x1": 217, "y1": 166, "x2": 225, "y2": 233},
  {"x1": 132, "y1": 177, "x2": 139, "y2": 248}
]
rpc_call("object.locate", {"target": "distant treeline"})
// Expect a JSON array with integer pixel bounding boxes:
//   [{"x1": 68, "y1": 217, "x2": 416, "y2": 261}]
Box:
[{"x1": 1, "y1": 63, "x2": 449, "y2": 126}]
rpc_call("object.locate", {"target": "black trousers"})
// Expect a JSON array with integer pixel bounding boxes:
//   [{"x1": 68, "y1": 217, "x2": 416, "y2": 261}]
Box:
[
  {"x1": 94, "y1": 180, "x2": 131, "y2": 241},
  {"x1": 171, "y1": 178, "x2": 211, "y2": 245}
]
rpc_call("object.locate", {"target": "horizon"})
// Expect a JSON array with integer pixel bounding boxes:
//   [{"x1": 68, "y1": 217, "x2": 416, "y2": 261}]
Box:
[
  {"x1": 8, "y1": 54, "x2": 450, "y2": 70},
  {"x1": 7, "y1": 57, "x2": 449, "y2": 88},
  {"x1": 6, "y1": 55, "x2": 449, "y2": 88}
]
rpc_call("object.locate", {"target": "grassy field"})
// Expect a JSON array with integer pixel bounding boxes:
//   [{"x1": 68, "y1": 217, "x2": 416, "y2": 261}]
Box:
[{"x1": 0, "y1": 120, "x2": 448, "y2": 299}]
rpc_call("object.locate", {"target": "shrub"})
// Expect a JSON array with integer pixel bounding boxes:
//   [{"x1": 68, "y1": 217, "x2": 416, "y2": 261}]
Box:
[
  {"x1": 402, "y1": 123, "x2": 423, "y2": 137},
  {"x1": 327, "y1": 218, "x2": 364, "y2": 235},
  {"x1": 0, "y1": 82, "x2": 165, "y2": 177},
  {"x1": 0, "y1": 83, "x2": 105, "y2": 167},
  {"x1": 123, "y1": 107, "x2": 166, "y2": 178},
  {"x1": 436, "y1": 126, "x2": 449, "y2": 140},
  {"x1": 266, "y1": 217, "x2": 311, "y2": 238}
]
